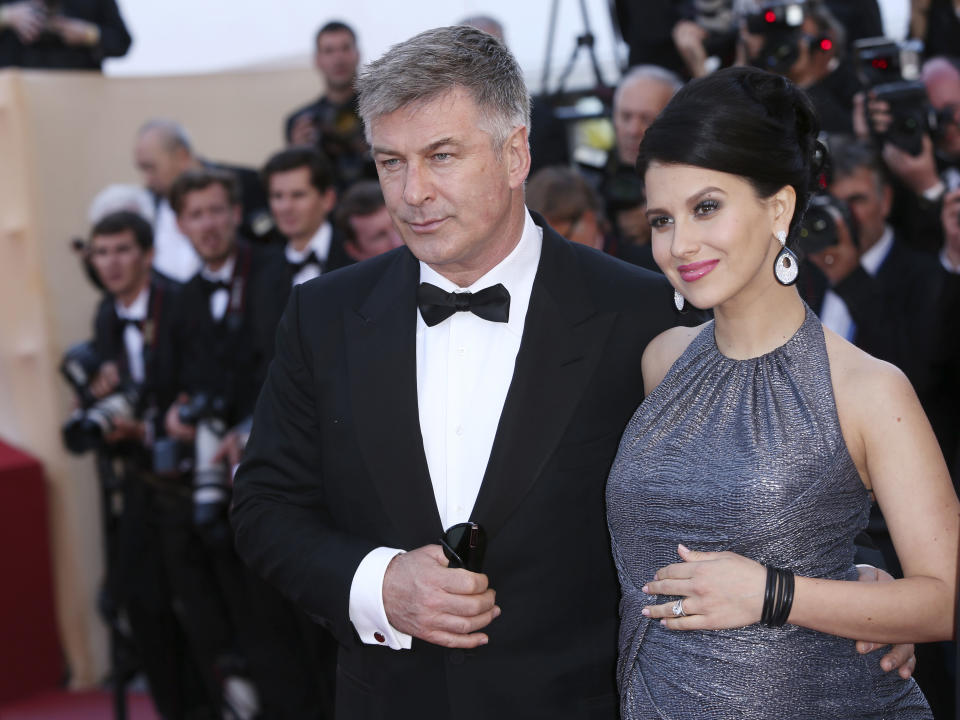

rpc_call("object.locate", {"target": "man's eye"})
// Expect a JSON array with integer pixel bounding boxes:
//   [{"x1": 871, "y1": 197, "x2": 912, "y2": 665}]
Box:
[
  {"x1": 432, "y1": 153, "x2": 451, "y2": 161},
  {"x1": 694, "y1": 199, "x2": 720, "y2": 216},
  {"x1": 649, "y1": 215, "x2": 672, "y2": 229},
  {"x1": 379, "y1": 158, "x2": 400, "y2": 169}
]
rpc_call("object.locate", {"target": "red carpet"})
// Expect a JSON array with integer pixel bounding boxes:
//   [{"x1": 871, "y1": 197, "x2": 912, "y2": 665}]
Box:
[{"x1": 0, "y1": 689, "x2": 158, "y2": 720}]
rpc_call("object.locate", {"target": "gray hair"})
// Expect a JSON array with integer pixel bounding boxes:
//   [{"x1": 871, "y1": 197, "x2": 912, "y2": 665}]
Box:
[
  {"x1": 137, "y1": 118, "x2": 193, "y2": 154},
  {"x1": 356, "y1": 25, "x2": 530, "y2": 152},
  {"x1": 614, "y1": 65, "x2": 684, "y2": 109}
]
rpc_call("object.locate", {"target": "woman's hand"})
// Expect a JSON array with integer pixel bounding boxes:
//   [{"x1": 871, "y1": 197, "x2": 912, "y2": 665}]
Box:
[{"x1": 641, "y1": 544, "x2": 766, "y2": 630}]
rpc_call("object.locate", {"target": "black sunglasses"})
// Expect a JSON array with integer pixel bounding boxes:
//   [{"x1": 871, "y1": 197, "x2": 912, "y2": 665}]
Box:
[{"x1": 439, "y1": 521, "x2": 486, "y2": 573}]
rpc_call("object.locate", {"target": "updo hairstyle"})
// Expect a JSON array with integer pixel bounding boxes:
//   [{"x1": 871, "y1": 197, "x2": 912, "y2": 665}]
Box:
[{"x1": 636, "y1": 66, "x2": 825, "y2": 247}]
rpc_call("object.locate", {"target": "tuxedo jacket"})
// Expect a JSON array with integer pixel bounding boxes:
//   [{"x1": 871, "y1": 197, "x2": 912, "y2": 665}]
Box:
[
  {"x1": 171, "y1": 240, "x2": 287, "y2": 426},
  {"x1": 232, "y1": 218, "x2": 678, "y2": 719},
  {"x1": 93, "y1": 274, "x2": 183, "y2": 431}
]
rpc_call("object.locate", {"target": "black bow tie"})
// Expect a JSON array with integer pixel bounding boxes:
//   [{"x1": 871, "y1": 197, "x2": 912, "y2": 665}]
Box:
[
  {"x1": 118, "y1": 317, "x2": 144, "y2": 333},
  {"x1": 416, "y1": 282, "x2": 511, "y2": 327},
  {"x1": 288, "y1": 251, "x2": 323, "y2": 275},
  {"x1": 199, "y1": 277, "x2": 231, "y2": 296}
]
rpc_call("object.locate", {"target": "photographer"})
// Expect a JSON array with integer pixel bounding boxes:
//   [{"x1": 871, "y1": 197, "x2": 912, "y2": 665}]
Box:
[
  {"x1": 283, "y1": 20, "x2": 376, "y2": 192},
  {"x1": 166, "y1": 167, "x2": 327, "y2": 718},
  {"x1": 738, "y1": 0, "x2": 860, "y2": 133},
  {"x1": 74, "y1": 211, "x2": 208, "y2": 719}
]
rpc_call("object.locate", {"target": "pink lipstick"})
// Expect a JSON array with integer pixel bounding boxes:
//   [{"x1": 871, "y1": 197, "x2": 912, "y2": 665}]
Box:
[{"x1": 677, "y1": 259, "x2": 719, "y2": 282}]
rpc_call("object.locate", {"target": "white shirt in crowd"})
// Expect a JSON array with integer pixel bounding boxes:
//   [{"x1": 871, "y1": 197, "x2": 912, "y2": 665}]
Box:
[
  {"x1": 152, "y1": 198, "x2": 202, "y2": 282},
  {"x1": 285, "y1": 221, "x2": 333, "y2": 286}
]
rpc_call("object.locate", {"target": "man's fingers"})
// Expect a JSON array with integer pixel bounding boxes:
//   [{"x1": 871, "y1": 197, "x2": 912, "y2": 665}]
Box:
[
  {"x1": 880, "y1": 643, "x2": 916, "y2": 674},
  {"x1": 422, "y1": 630, "x2": 490, "y2": 649},
  {"x1": 442, "y1": 588, "x2": 497, "y2": 619},
  {"x1": 432, "y1": 602, "x2": 501, "y2": 636},
  {"x1": 439, "y1": 567, "x2": 490, "y2": 595},
  {"x1": 898, "y1": 655, "x2": 917, "y2": 679}
]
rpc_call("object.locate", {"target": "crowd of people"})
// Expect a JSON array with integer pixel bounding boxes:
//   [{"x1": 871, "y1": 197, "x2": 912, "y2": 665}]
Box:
[{"x1": 14, "y1": 1, "x2": 959, "y2": 718}]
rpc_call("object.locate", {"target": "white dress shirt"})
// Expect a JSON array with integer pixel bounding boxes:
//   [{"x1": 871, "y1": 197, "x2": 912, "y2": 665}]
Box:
[
  {"x1": 200, "y1": 254, "x2": 236, "y2": 322},
  {"x1": 115, "y1": 286, "x2": 150, "y2": 384},
  {"x1": 820, "y1": 226, "x2": 894, "y2": 341},
  {"x1": 153, "y1": 198, "x2": 202, "y2": 282},
  {"x1": 286, "y1": 222, "x2": 333, "y2": 286},
  {"x1": 348, "y1": 210, "x2": 543, "y2": 650}
]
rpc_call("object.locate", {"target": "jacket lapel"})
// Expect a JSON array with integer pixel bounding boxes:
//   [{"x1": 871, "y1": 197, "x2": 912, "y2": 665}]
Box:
[
  {"x1": 344, "y1": 250, "x2": 444, "y2": 545},
  {"x1": 471, "y1": 224, "x2": 615, "y2": 538}
]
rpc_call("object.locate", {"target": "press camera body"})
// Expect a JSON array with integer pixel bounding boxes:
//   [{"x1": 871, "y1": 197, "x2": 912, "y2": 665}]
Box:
[{"x1": 60, "y1": 341, "x2": 139, "y2": 455}]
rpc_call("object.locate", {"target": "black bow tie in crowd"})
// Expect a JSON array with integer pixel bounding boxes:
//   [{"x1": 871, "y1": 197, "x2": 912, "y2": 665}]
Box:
[
  {"x1": 288, "y1": 251, "x2": 323, "y2": 275},
  {"x1": 417, "y1": 282, "x2": 511, "y2": 327},
  {"x1": 199, "y1": 277, "x2": 231, "y2": 296},
  {"x1": 118, "y1": 317, "x2": 144, "y2": 333}
]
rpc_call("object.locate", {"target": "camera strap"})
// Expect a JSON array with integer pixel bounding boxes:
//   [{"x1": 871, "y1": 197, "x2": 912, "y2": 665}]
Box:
[{"x1": 225, "y1": 242, "x2": 254, "y2": 329}]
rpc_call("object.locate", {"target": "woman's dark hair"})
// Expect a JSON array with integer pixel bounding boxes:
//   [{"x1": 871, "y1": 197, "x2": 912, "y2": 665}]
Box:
[{"x1": 636, "y1": 66, "x2": 825, "y2": 245}]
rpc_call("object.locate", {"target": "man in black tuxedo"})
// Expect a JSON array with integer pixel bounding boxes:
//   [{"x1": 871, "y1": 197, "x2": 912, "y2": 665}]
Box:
[
  {"x1": 233, "y1": 26, "x2": 917, "y2": 720},
  {"x1": 262, "y1": 146, "x2": 354, "y2": 289}
]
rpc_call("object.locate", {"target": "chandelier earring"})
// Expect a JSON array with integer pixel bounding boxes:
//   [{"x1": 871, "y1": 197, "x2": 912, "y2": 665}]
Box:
[{"x1": 773, "y1": 229, "x2": 799, "y2": 286}]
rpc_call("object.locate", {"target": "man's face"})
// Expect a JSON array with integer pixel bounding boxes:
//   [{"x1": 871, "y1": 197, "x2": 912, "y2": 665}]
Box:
[
  {"x1": 614, "y1": 76, "x2": 674, "y2": 166},
  {"x1": 268, "y1": 167, "x2": 335, "y2": 244},
  {"x1": 134, "y1": 129, "x2": 191, "y2": 197},
  {"x1": 925, "y1": 65, "x2": 960, "y2": 160},
  {"x1": 176, "y1": 183, "x2": 240, "y2": 267},
  {"x1": 89, "y1": 230, "x2": 152, "y2": 298},
  {"x1": 345, "y1": 206, "x2": 403, "y2": 261},
  {"x1": 370, "y1": 87, "x2": 530, "y2": 282},
  {"x1": 315, "y1": 29, "x2": 359, "y2": 93},
  {"x1": 829, "y1": 167, "x2": 890, "y2": 252}
]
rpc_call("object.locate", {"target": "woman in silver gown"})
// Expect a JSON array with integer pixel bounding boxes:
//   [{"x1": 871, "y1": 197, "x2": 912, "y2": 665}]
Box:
[{"x1": 606, "y1": 66, "x2": 959, "y2": 719}]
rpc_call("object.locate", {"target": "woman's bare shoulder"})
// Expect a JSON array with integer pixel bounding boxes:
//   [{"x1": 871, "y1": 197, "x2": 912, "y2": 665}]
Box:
[{"x1": 641, "y1": 322, "x2": 709, "y2": 395}]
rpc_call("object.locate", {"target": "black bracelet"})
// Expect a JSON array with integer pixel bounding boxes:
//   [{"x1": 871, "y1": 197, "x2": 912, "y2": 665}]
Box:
[
  {"x1": 761, "y1": 566, "x2": 795, "y2": 628},
  {"x1": 761, "y1": 564, "x2": 777, "y2": 626},
  {"x1": 772, "y1": 568, "x2": 795, "y2": 627}
]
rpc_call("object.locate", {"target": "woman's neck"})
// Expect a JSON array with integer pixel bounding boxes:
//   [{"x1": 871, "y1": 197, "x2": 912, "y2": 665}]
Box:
[{"x1": 712, "y1": 284, "x2": 806, "y2": 360}]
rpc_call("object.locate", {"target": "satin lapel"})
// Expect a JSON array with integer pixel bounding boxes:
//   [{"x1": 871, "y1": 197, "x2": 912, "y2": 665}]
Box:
[
  {"x1": 344, "y1": 250, "x2": 443, "y2": 545},
  {"x1": 471, "y1": 226, "x2": 615, "y2": 538}
]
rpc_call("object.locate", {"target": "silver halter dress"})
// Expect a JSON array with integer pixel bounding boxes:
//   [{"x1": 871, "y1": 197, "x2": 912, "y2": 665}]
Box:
[{"x1": 606, "y1": 304, "x2": 931, "y2": 719}]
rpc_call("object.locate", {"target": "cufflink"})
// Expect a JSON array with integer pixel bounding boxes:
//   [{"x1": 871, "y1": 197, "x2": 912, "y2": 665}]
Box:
[{"x1": 374, "y1": 632, "x2": 385, "y2": 643}]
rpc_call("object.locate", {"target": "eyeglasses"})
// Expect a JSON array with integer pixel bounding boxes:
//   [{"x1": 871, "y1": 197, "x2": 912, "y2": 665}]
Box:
[{"x1": 439, "y1": 521, "x2": 486, "y2": 573}]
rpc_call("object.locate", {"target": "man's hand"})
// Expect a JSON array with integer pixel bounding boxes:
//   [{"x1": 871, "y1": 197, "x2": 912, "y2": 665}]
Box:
[
  {"x1": 104, "y1": 416, "x2": 145, "y2": 445},
  {"x1": 289, "y1": 113, "x2": 319, "y2": 146},
  {"x1": 212, "y1": 430, "x2": 246, "y2": 469},
  {"x1": 853, "y1": 565, "x2": 917, "y2": 678},
  {"x1": 0, "y1": 1, "x2": 45, "y2": 44},
  {"x1": 165, "y1": 393, "x2": 197, "y2": 443},
  {"x1": 672, "y1": 20, "x2": 709, "y2": 79},
  {"x1": 882, "y1": 135, "x2": 941, "y2": 196},
  {"x1": 47, "y1": 14, "x2": 99, "y2": 46},
  {"x1": 89, "y1": 361, "x2": 121, "y2": 399},
  {"x1": 806, "y1": 208, "x2": 860, "y2": 285},
  {"x1": 382, "y1": 545, "x2": 500, "y2": 648}
]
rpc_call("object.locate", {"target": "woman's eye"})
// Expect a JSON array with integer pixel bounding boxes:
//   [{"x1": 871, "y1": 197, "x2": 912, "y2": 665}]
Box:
[
  {"x1": 649, "y1": 215, "x2": 672, "y2": 229},
  {"x1": 694, "y1": 199, "x2": 720, "y2": 216}
]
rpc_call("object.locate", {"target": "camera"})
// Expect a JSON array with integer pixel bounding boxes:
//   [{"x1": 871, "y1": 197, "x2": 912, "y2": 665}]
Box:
[
  {"x1": 743, "y1": 2, "x2": 809, "y2": 75},
  {"x1": 853, "y1": 37, "x2": 939, "y2": 156},
  {"x1": 175, "y1": 393, "x2": 232, "y2": 532},
  {"x1": 60, "y1": 342, "x2": 139, "y2": 455},
  {"x1": 795, "y1": 193, "x2": 859, "y2": 256}
]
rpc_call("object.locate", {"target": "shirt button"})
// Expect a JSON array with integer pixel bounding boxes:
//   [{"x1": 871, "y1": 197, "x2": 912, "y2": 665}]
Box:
[
  {"x1": 455, "y1": 425, "x2": 463, "y2": 436},
  {"x1": 374, "y1": 632, "x2": 385, "y2": 643},
  {"x1": 457, "y1": 346, "x2": 466, "y2": 355}
]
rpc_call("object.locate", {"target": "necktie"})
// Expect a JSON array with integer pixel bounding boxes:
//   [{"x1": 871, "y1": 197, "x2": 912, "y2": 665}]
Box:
[
  {"x1": 288, "y1": 251, "x2": 323, "y2": 275},
  {"x1": 416, "y1": 282, "x2": 511, "y2": 327}
]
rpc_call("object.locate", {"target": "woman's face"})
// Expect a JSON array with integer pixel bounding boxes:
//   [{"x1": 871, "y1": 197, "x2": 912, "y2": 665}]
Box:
[{"x1": 645, "y1": 162, "x2": 792, "y2": 310}]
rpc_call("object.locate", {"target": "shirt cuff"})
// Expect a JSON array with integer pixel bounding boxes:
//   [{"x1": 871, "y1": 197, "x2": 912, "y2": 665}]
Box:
[{"x1": 349, "y1": 546, "x2": 412, "y2": 650}]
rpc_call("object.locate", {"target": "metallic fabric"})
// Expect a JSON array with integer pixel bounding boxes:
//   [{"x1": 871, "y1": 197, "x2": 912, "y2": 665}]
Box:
[{"x1": 607, "y1": 304, "x2": 931, "y2": 719}]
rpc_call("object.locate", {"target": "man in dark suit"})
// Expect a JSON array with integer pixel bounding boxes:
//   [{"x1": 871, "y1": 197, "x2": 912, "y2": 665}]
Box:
[
  {"x1": 262, "y1": 146, "x2": 354, "y2": 289},
  {"x1": 233, "y1": 26, "x2": 917, "y2": 720}
]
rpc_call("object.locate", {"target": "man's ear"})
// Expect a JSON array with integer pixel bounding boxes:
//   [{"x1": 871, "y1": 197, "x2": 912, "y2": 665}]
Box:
[{"x1": 504, "y1": 125, "x2": 531, "y2": 190}]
